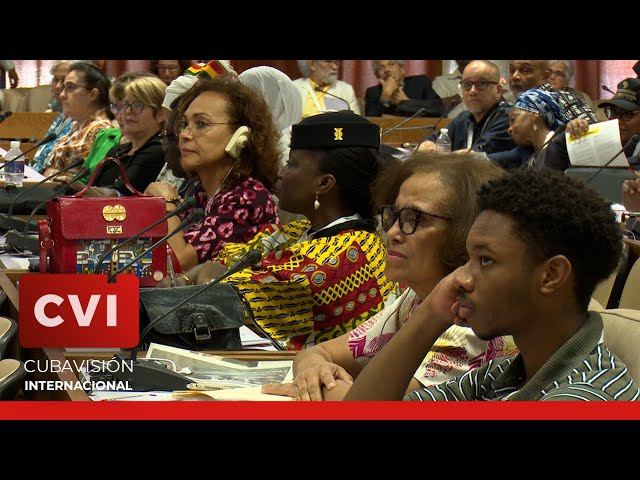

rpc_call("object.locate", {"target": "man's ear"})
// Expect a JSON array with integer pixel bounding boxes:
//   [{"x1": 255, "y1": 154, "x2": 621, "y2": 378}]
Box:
[{"x1": 539, "y1": 254, "x2": 572, "y2": 295}]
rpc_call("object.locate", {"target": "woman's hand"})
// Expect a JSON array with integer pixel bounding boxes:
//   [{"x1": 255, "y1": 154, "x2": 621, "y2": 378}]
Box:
[
  {"x1": 261, "y1": 363, "x2": 353, "y2": 401},
  {"x1": 194, "y1": 260, "x2": 227, "y2": 284},
  {"x1": 145, "y1": 181, "x2": 179, "y2": 201}
]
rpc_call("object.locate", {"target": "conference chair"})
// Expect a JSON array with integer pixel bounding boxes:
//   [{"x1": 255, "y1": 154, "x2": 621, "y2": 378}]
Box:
[
  {"x1": 592, "y1": 242, "x2": 630, "y2": 309},
  {"x1": 601, "y1": 309, "x2": 640, "y2": 385},
  {"x1": 0, "y1": 316, "x2": 18, "y2": 360},
  {"x1": 564, "y1": 167, "x2": 635, "y2": 205},
  {"x1": 0, "y1": 359, "x2": 25, "y2": 400},
  {"x1": 619, "y1": 257, "x2": 640, "y2": 310}
]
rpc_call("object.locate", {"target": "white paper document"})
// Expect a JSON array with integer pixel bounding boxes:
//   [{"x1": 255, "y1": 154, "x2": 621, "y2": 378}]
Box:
[{"x1": 567, "y1": 119, "x2": 629, "y2": 167}]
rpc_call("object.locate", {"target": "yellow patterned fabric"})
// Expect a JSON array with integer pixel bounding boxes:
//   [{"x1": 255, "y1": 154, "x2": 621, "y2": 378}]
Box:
[{"x1": 214, "y1": 220, "x2": 394, "y2": 350}]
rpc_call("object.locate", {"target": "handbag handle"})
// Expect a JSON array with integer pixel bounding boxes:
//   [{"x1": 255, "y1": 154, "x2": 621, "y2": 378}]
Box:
[{"x1": 73, "y1": 156, "x2": 145, "y2": 198}]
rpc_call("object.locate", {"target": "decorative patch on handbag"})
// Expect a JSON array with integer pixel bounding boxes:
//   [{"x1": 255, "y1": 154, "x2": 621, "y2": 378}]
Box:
[{"x1": 76, "y1": 238, "x2": 155, "y2": 278}]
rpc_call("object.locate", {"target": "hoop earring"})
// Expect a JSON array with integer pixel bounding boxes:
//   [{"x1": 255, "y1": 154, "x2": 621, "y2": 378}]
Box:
[{"x1": 314, "y1": 194, "x2": 320, "y2": 210}]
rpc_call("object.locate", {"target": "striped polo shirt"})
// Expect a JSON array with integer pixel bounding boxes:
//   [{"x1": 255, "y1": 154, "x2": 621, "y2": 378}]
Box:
[{"x1": 405, "y1": 311, "x2": 640, "y2": 401}]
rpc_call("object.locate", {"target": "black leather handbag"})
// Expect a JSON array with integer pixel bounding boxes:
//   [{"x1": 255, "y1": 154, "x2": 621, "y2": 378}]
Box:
[{"x1": 138, "y1": 283, "x2": 252, "y2": 351}]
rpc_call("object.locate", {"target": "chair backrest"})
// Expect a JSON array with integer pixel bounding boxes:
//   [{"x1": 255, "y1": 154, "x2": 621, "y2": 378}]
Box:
[
  {"x1": 601, "y1": 308, "x2": 640, "y2": 385},
  {"x1": 564, "y1": 167, "x2": 635, "y2": 205},
  {"x1": 0, "y1": 316, "x2": 18, "y2": 360},
  {"x1": 619, "y1": 257, "x2": 640, "y2": 310},
  {"x1": 0, "y1": 359, "x2": 25, "y2": 400}
]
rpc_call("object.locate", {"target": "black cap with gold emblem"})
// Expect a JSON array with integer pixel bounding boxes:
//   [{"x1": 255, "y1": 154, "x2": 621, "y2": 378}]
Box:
[
  {"x1": 290, "y1": 111, "x2": 381, "y2": 150},
  {"x1": 599, "y1": 78, "x2": 640, "y2": 111}
]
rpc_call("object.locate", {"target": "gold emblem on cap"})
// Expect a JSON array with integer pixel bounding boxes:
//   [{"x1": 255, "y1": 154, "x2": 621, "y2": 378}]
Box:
[
  {"x1": 623, "y1": 81, "x2": 628, "y2": 89},
  {"x1": 334, "y1": 127, "x2": 344, "y2": 141},
  {"x1": 102, "y1": 204, "x2": 127, "y2": 222}
]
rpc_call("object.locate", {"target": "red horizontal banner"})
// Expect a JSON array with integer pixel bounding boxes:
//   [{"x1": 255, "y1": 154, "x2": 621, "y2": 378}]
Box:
[{"x1": 1, "y1": 401, "x2": 640, "y2": 420}]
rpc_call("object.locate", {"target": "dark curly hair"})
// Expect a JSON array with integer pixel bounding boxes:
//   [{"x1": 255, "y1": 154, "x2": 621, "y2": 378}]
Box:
[
  {"x1": 373, "y1": 151, "x2": 505, "y2": 273},
  {"x1": 477, "y1": 168, "x2": 623, "y2": 310},
  {"x1": 177, "y1": 76, "x2": 281, "y2": 191}
]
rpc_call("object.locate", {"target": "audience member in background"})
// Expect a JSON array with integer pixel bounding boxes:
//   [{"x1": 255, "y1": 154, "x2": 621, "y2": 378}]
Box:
[
  {"x1": 31, "y1": 60, "x2": 89, "y2": 172},
  {"x1": 508, "y1": 60, "x2": 597, "y2": 123},
  {"x1": 262, "y1": 152, "x2": 517, "y2": 400},
  {"x1": 77, "y1": 71, "x2": 160, "y2": 183},
  {"x1": 432, "y1": 60, "x2": 471, "y2": 119},
  {"x1": 346, "y1": 168, "x2": 638, "y2": 401},
  {"x1": 490, "y1": 88, "x2": 567, "y2": 170},
  {"x1": 58, "y1": 75, "x2": 167, "y2": 197},
  {"x1": 418, "y1": 60, "x2": 515, "y2": 155},
  {"x1": 0, "y1": 61, "x2": 19, "y2": 89},
  {"x1": 40, "y1": 62, "x2": 113, "y2": 175},
  {"x1": 238, "y1": 66, "x2": 302, "y2": 166},
  {"x1": 150, "y1": 60, "x2": 192, "y2": 85},
  {"x1": 547, "y1": 60, "x2": 592, "y2": 105},
  {"x1": 162, "y1": 111, "x2": 396, "y2": 350},
  {"x1": 159, "y1": 77, "x2": 281, "y2": 271},
  {"x1": 293, "y1": 60, "x2": 360, "y2": 118},
  {"x1": 537, "y1": 78, "x2": 640, "y2": 171},
  {"x1": 364, "y1": 60, "x2": 443, "y2": 118}
]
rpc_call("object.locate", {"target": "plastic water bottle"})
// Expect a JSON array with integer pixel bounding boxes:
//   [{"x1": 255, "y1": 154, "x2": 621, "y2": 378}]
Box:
[
  {"x1": 4, "y1": 140, "x2": 24, "y2": 187},
  {"x1": 435, "y1": 128, "x2": 452, "y2": 153}
]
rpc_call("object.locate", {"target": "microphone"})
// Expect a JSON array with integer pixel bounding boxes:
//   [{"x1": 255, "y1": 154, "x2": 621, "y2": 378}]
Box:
[
  {"x1": 99, "y1": 238, "x2": 269, "y2": 391},
  {"x1": 315, "y1": 87, "x2": 351, "y2": 111},
  {"x1": 4, "y1": 166, "x2": 91, "y2": 254},
  {"x1": 529, "y1": 123, "x2": 568, "y2": 167},
  {"x1": 602, "y1": 85, "x2": 616, "y2": 96},
  {"x1": 107, "y1": 208, "x2": 205, "y2": 281},
  {"x1": 382, "y1": 108, "x2": 426, "y2": 137},
  {"x1": 414, "y1": 98, "x2": 463, "y2": 148},
  {"x1": 0, "y1": 111, "x2": 12, "y2": 124},
  {"x1": 584, "y1": 134, "x2": 640, "y2": 186},
  {"x1": 0, "y1": 133, "x2": 57, "y2": 172},
  {"x1": 0, "y1": 157, "x2": 85, "y2": 233},
  {"x1": 93, "y1": 196, "x2": 196, "y2": 273}
]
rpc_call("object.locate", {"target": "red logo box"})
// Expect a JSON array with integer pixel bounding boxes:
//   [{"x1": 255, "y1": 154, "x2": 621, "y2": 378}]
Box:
[{"x1": 20, "y1": 274, "x2": 139, "y2": 348}]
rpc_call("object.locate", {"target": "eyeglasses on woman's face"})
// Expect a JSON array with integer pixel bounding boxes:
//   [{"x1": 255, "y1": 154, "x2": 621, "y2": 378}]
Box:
[
  {"x1": 157, "y1": 65, "x2": 180, "y2": 73},
  {"x1": 380, "y1": 205, "x2": 451, "y2": 235},
  {"x1": 604, "y1": 107, "x2": 640, "y2": 123},
  {"x1": 110, "y1": 100, "x2": 146, "y2": 115},
  {"x1": 176, "y1": 118, "x2": 236, "y2": 137},
  {"x1": 61, "y1": 82, "x2": 90, "y2": 94}
]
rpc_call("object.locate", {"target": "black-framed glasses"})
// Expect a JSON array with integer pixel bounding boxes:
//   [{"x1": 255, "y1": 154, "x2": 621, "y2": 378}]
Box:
[
  {"x1": 604, "y1": 107, "x2": 640, "y2": 122},
  {"x1": 176, "y1": 119, "x2": 236, "y2": 137},
  {"x1": 547, "y1": 69, "x2": 567, "y2": 79},
  {"x1": 459, "y1": 80, "x2": 498, "y2": 92},
  {"x1": 161, "y1": 130, "x2": 178, "y2": 151},
  {"x1": 61, "y1": 82, "x2": 90, "y2": 94},
  {"x1": 380, "y1": 205, "x2": 451, "y2": 235},
  {"x1": 110, "y1": 100, "x2": 146, "y2": 115}
]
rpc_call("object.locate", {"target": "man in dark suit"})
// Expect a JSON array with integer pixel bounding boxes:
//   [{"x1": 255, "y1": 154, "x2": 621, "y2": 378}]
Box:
[{"x1": 365, "y1": 60, "x2": 443, "y2": 117}]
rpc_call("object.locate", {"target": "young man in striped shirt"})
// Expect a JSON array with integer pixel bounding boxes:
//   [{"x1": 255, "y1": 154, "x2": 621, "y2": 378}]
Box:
[{"x1": 346, "y1": 168, "x2": 639, "y2": 401}]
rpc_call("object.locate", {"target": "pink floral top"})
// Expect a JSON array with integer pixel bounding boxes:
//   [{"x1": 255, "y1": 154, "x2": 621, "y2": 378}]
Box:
[
  {"x1": 183, "y1": 176, "x2": 279, "y2": 263},
  {"x1": 348, "y1": 289, "x2": 519, "y2": 387}
]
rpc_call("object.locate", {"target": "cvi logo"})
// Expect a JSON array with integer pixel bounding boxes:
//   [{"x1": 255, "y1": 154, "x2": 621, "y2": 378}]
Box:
[{"x1": 20, "y1": 274, "x2": 139, "y2": 348}]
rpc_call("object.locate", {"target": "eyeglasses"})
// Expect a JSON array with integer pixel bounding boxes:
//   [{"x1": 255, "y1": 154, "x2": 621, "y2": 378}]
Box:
[
  {"x1": 547, "y1": 69, "x2": 567, "y2": 78},
  {"x1": 604, "y1": 107, "x2": 640, "y2": 122},
  {"x1": 176, "y1": 119, "x2": 236, "y2": 137},
  {"x1": 157, "y1": 65, "x2": 180, "y2": 72},
  {"x1": 320, "y1": 60, "x2": 340, "y2": 67},
  {"x1": 110, "y1": 100, "x2": 146, "y2": 115},
  {"x1": 380, "y1": 205, "x2": 451, "y2": 235},
  {"x1": 61, "y1": 82, "x2": 90, "y2": 94},
  {"x1": 161, "y1": 130, "x2": 178, "y2": 152},
  {"x1": 459, "y1": 80, "x2": 499, "y2": 92}
]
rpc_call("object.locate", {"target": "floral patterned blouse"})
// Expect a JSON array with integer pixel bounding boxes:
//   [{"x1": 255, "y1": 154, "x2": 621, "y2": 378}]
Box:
[{"x1": 183, "y1": 176, "x2": 278, "y2": 263}]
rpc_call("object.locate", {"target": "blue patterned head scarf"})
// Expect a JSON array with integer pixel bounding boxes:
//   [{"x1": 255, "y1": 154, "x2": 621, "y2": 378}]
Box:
[{"x1": 514, "y1": 88, "x2": 566, "y2": 131}]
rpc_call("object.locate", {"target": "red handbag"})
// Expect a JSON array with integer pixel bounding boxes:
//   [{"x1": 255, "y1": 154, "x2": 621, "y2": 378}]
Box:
[{"x1": 38, "y1": 157, "x2": 169, "y2": 287}]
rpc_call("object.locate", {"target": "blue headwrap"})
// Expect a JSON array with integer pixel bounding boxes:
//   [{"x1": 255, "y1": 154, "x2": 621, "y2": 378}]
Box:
[{"x1": 514, "y1": 88, "x2": 566, "y2": 131}]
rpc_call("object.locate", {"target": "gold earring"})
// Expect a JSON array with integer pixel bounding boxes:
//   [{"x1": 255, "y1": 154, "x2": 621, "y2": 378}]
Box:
[
  {"x1": 314, "y1": 194, "x2": 320, "y2": 210},
  {"x1": 532, "y1": 122, "x2": 538, "y2": 132}
]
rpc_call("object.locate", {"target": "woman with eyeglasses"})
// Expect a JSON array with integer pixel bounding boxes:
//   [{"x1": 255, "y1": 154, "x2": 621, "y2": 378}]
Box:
[
  {"x1": 547, "y1": 60, "x2": 592, "y2": 105},
  {"x1": 150, "y1": 60, "x2": 191, "y2": 85},
  {"x1": 535, "y1": 77, "x2": 640, "y2": 171},
  {"x1": 158, "y1": 111, "x2": 396, "y2": 351},
  {"x1": 40, "y1": 62, "x2": 113, "y2": 176},
  {"x1": 262, "y1": 152, "x2": 517, "y2": 400},
  {"x1": 58, "y1": 74, "x2": 167, "y2": 197}
]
